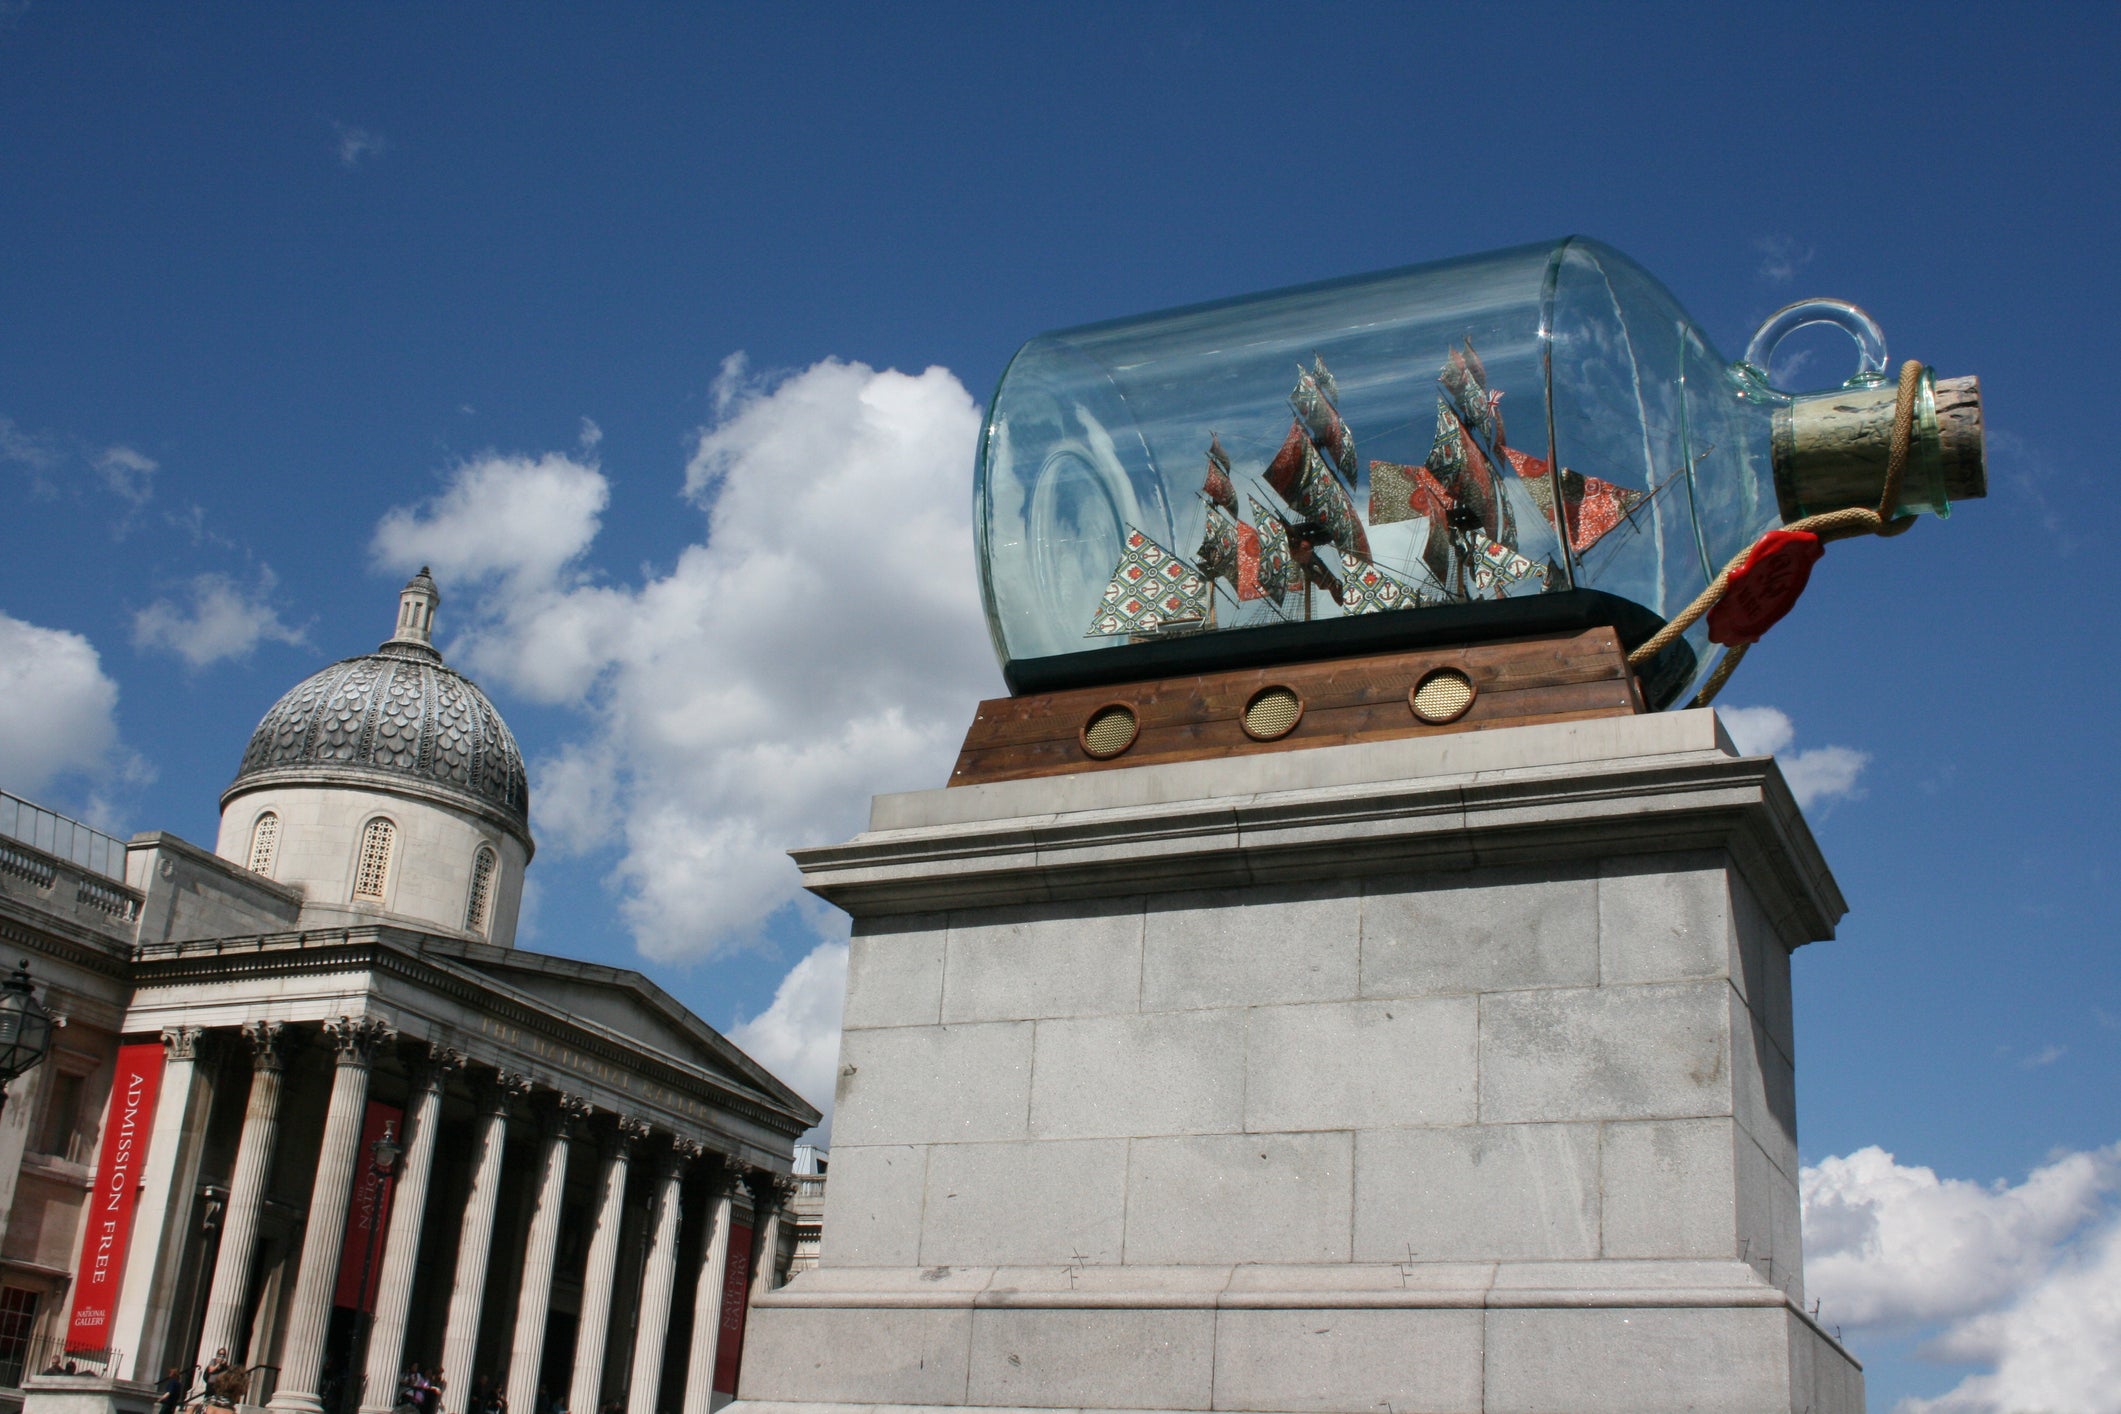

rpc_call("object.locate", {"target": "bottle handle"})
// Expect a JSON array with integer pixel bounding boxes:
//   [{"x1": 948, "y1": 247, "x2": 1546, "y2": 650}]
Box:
[{"x1": 1740, "y1": 299, "x2": 1889, "y2": 394}]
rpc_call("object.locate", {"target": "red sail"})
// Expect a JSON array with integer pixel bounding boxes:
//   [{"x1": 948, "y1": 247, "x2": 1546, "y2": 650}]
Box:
[{"x1": 1264, "y1": 422, "x2": 1370, "y2": 560}]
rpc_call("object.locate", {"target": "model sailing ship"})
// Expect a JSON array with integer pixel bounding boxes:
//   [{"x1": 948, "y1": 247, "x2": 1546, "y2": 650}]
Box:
[{"x1": 1085, "y1": 342, "x2": 1648, "y2": 640}]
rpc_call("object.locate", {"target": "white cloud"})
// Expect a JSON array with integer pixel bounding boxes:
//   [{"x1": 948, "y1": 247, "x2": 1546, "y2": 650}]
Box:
[
  {"x1": 1754, "y1": 234, "x2": 1815, "y2": 285},
  {"x1": 729, "y1": 938, "x2": 848, "y2": 1140},
  {"x1": 93, "y1": 445, "x2": 156, "y2": 506},
  {"x1": 1900, "y1": 1212, "x2": 2121, "y2": 1413},
  {"x1": 1804, "y1": 1144, "x2": 2116, "y2": 1331},
  {"x1": 1803, "y1": 1142, "x2": 2121, "y2": 1414},
  {"x1": 372, "y1": 358, "x2": 998, "y2": 960},
  {"x1": 132, "y1": 567, "x2": 306, "y2": 670},
  {"x1": 373, "y1": 450, "x2": 608, "y2": 591},
  {"x1": 1718, "y1": 704, "x2": 1870, "y2": 809},
  {"x1": 334, "y1": 122, "x2": 387, "y2": 168},
  {"x1": 0, "y1": 611, "x2": 123, "y2": 797}
]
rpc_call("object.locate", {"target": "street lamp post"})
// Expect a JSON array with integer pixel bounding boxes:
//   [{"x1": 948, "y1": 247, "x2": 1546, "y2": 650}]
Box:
[
  {"x1": 0, "y1": 961, "x2": 56, "y2": 1118},
  {"x1": 343, "y1": 1124, "x2": 402, "y2": 1414}
]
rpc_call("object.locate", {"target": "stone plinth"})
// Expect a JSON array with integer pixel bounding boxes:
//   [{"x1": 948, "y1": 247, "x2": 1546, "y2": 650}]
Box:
[{"x1": 738, "y1": 711, "x2": 1863, "y2": 1414}]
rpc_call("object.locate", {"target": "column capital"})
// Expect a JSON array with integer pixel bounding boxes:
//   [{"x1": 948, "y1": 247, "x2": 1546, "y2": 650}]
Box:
[
  {"x1": 413, "y1": 1046, "x2": 468, "y2": 1092},
  {"x1": 477, "y1": 1067, "x2": 534, "y2": 1113},
  {"x1": 701, "y1": 1153, "x2": 745, "y2": 1194},
  {"x1": 324, "y1": 1015, "x2": 395, "y2": 1068},
  {"x1": 241, "y1": 1019, "x2": 295, "y2": 1072},
  {"x1": 745, "y1": 1167, "x2": 797, "y2": 1213},
  {"x1": 545, "y1": 1092, "x2": 593, "y2": 1138},
  {"x1": 646, "y1": 1133, "x2": 689, "y2": 1179},
  {"x1": 161, "y1": 1024, "x2": 209, "y2": 1062},
  {"x1": 606, "y1": 1114, "x2": 653, "y2": 1157}
]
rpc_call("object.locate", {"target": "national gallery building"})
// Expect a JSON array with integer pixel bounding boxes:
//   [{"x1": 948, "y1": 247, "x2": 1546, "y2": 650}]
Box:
[{"x1": 0, "y1": 574, "x2": 819, "y2": 1414}]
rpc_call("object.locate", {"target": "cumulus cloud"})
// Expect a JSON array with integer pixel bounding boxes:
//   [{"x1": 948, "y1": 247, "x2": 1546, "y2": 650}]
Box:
[
  {"x1": 1803, "y1": 1143, "x2": 2121, "y2": 1414},
  {"x1": 729, "y1": 938, "x2": 849, "y2": 1139},
  {"x1": 1718, "y1": 704, "x2": 1869, "y2": 809},
  {"x1": 0, "y1": 611, "x2": 124, "y2": 797},
  {"x1": 372, "y1": 358, "x2": 998, "y2": 959},
  {"x1": 132, "y1": 567, "x2": 307, "y2": 670}
]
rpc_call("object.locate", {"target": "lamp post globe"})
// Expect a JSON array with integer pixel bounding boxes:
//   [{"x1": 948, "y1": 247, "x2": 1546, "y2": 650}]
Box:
[{"x1": 0, "y1": 960, "x2": 55, "y2": 1116}]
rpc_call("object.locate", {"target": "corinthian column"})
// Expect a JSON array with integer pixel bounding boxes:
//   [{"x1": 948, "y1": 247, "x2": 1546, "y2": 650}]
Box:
[
  {"x1": 678, "y1": 1162, "x2": 741, "y2": 1414},
  {"x1": 505, "y1": 1095, "x2": 590, "y2": 1414},
  {"x1": 569, "y1": 1117, "x2": 647, "y2": 1414},
  {"x1": 440, "y1": 1070, "x2": 529, "y2": 1414},
  {"x1": 624, "y1": 1142, "x2": 686, "y2": 1414},
  {"x1": 269, "y1": 1016, "x2": 394, "y2": 1414},
  {"x1": 197, "y1": 1021, "x2": 295, "y2": 1370},
  {"x1": 747, "y1": 1172, "x2": 797, "y2": 1299},
  {"x1": 357, "y1": 1048, "x2": 466, "y2": 1414}
]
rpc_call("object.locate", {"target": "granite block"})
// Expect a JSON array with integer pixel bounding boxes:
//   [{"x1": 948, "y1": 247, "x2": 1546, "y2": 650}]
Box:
[
  {"x1": 1361, "y1": 865, "x2": 1598, "y2": 998},
  {"x1": 1480, "y1": 980, "x2": 1731, "y2": 1124},
  {"x1": 816, "y1": 1143, "x2": 927, "y2": 1267},
  {"x1": 1211, "y1": 1308, "x2": 1484, "y2": 1413},
  {"x1": 920, "y1": 1139, "x2": 1128, "y2": 1267},
  {"x1": 1243, "y1": 997, "x2": 1477, "y2": 1132},
  {"x1": 1029, "y1": 1010, "x2": 1244, "y2": 1139},
  {"x1": 1353, "y1": 1124, "x2": 1599, "y2": 1262},
  {"x1": 1599, "y1": 1117, "x2": 1738, "y2": 1260},
  {"x1": 1141, "y1": 881, "x2": 1360, "y2": 1012},
  {"x1": 1597, "y1": 852, "x2": 1733, "y2": 986},
  {"x1": 1123, "y1": 1132, "x2": 1352, "y2": 1265},
  {"x1": 735, "y1": 1306, "x2": 971, "y2": 1405},
  {"x1": 833, "y1": 1022, "x2": 1033, "y2": 1146},
  {"x1": 966, "y1": 1308, "x2": 1214, "y2": 1409},
  {"x1": 1483, "y1": 1305, "x2": 1793, "y2": 1413},
  {"x1": 941, "y1": 898, "x2": 1144, "y2": 1024},
  {"x1": 843, "y1": 913, "x2": 948, "y2": 1030}
]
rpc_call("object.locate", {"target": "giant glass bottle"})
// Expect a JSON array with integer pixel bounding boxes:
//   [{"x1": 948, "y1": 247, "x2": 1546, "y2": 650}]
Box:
[{"x1": 975, "y1": 237, "x2": 1982, "y2": 705}]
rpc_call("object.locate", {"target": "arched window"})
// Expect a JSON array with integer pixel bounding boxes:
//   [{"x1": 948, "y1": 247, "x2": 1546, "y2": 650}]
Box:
[
  {"x1": 247, "y1": 812, "x2": 280, "y2": 877},
  {"x1": 352, "y1": 818, "x2": 395, "y2": 899},
  {"x1": 464, "y1": 846, "x2": 498, "y2": 934}
]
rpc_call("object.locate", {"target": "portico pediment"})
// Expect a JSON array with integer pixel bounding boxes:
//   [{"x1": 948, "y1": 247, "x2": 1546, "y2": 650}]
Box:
[{"x1": 127, "y1": 924, "x2": 819, "y2": 1158}]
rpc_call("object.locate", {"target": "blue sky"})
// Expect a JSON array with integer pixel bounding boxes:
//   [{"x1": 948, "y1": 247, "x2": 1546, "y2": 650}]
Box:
[{"x1": 2, "y1": 6, "x2": 2116, "y2": 1408}]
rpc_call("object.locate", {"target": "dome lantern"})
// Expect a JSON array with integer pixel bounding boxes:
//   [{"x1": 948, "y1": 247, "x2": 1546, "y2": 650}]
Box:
[{"x1": 386, "y1": 567, "x2": 442, "y2": 655}]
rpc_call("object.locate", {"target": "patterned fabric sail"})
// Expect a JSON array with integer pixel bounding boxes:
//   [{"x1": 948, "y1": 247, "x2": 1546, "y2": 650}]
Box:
[
  {"x1": 1336, "y1": 552, "x2": 1432, "y2": 615},
  {"x1": 1424, "y1": 400, "x2": 1511, "y2": 545},
  {"x1": 1202, "y1": 435, "x2": 1238, "y2": 515},
  {"x1": 1248, "y1": 496, "x2": 1299, "y2": 607},
  {"x1": 1291, "y1": 358, "x2": 1357, "y2": 485},
  {"x1": 1468, "y1": 529, "x2": 1540, "y2": 592},
  {"x1": 1084, "y1": 527, "x2": 1211, "y2": 637},
  {"x1": 1505, "y1": 448, "x2": 1645, "y2": 555},
  {"x1": 1264, "y1": 422, "x2": 1371, "y2": 560},
  {"x1": 1196, "y1": 506, "x2": 1263, "y2": 601}
]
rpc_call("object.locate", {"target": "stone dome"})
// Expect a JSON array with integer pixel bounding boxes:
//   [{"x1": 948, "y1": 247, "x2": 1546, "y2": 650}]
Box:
[{"x1": 223, "y1": 572, "x2": 531, "y2": 845}]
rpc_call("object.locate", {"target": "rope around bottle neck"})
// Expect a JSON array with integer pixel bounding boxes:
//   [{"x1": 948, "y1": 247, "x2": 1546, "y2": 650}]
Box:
[{"x1": 1626, "y1": 359, "x2": 1926, "y2": 709}]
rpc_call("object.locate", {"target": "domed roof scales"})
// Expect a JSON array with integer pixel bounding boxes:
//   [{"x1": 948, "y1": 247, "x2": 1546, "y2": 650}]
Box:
[{"x1": 225, "y1": 571, "x2": 530, "y2": 842}]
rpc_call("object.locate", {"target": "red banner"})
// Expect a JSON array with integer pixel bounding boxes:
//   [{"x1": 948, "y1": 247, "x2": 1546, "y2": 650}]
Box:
[
  {"x1": 712, "y1": 1222, "x2": 754, "y2": 1395},
  {"x1": 332, "y1": 1100, "x2": 403, "y2": 1312},
  {"x1": 66, "y1": 1042, "x2": 166, "y2": 1351}
]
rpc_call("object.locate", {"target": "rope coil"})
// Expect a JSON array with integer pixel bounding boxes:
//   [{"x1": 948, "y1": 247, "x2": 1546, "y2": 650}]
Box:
[{"x1": 1627, "y1": 359, "x2": 1926, "y2": 708}]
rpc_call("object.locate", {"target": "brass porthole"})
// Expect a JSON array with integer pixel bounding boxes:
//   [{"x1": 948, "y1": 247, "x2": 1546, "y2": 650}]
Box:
[
  {"x1": 1410, "y1": 668, "x2": 1476, "y2": 725},
  {"x1": 1241, "y1": 685, "x2": 1304, "y2": 741},
  {"x1": 1080, "y1": 703, "x2": 1139, "y2": 760}
]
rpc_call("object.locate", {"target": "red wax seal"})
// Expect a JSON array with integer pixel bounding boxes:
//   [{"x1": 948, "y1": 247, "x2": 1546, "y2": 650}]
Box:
[{"x1": 1707, "y1": 529, "x2": 1825, "y2": 647}]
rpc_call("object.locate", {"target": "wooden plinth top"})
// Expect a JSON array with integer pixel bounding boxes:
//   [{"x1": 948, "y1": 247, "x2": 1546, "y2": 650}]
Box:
[{"x1": 949, "y1": 627, "x2": 1644, "y2": 788}]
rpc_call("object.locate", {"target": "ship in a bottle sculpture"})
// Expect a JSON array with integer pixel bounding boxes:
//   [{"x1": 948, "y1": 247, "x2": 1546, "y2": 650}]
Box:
[{"x1": 957, "y1": 237, "x2": 1983, "y2": 785}]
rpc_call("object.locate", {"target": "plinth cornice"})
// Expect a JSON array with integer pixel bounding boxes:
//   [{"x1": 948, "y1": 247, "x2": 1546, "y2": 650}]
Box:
[{"x1": 793, "y1": 712, "x2": 1845, "y2": 944}]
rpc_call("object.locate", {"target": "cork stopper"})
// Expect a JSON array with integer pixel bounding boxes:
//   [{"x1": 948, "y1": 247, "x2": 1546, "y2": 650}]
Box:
[{"x1": 1771, "y1": 374, "x2": 1985, "y2": 521}]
